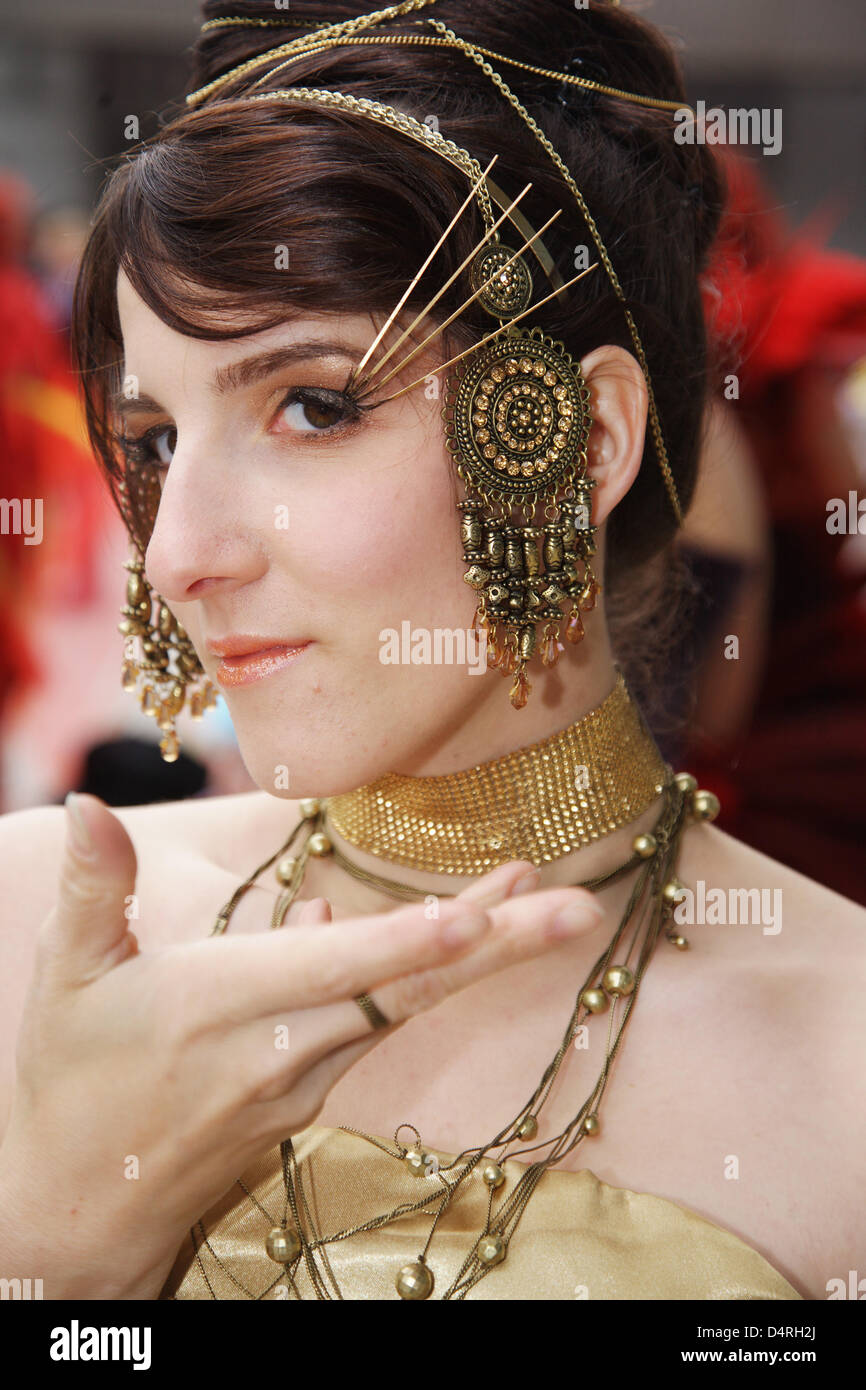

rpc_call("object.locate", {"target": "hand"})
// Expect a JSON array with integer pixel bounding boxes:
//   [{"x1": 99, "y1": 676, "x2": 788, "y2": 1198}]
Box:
[{"x1": 0, "y1": 794, "x2": 603, "y2": 1298}]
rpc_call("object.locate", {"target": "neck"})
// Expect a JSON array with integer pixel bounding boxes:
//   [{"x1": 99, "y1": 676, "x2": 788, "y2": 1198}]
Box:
[
  {"x1": 389, "y1": 641, "x2": 623, "y2": 780},
  {"x1": 322, "y1": 654, "x2": 670, "y2": 903}
]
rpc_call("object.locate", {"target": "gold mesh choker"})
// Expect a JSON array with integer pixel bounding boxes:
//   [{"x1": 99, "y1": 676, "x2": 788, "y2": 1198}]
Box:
[{"x1": 323, "y1": 671, "x2": 667, "y2": 875}]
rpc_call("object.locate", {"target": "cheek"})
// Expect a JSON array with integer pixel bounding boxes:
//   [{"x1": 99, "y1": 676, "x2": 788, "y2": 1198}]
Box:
[{"x1": 292, "y1": 441, "x2": 471, "y2": 634}]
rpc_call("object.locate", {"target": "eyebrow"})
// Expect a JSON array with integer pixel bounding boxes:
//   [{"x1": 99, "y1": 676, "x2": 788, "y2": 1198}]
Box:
[{"x1": 110, "y1": 340, "x2": 362, "y2": 417}]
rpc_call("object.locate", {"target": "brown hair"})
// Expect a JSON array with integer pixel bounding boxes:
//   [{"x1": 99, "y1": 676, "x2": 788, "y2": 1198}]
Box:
[{"x1": 71, "y1": 0, "x2": 726, "y2": 724}]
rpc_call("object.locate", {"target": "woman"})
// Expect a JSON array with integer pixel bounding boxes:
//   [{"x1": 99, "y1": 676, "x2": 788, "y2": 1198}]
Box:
[{"x1": 0, "y1": 0, "x2": 862, "y2": 1302}]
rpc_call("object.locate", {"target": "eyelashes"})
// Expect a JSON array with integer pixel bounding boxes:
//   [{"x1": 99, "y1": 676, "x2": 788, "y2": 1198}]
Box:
[
  {"x1": 117, "y1": 423, "x2": 175, "y2": 469},
  {"x1": 283, "y1": 385, "x2": 367, "y2": 432},
  {"x1": 115, "y1": 384, "x2": 371, "y2": 470}
]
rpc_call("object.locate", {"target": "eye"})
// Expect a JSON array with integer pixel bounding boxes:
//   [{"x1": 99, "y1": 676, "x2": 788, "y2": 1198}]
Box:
[
  {"x1": 117, "y1": 424, "x2": 176, "y2": 470},
  {"x1": 148, "y1": 426, "x2": 176, "y2": 465},
  {"x1": 275, "y1": 388, "x2": 361, "y2": 435}
]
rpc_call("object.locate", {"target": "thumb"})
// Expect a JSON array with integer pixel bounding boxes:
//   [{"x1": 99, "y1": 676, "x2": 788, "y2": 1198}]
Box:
[{"x1": 37, "y1": 792, "x2": 140, "y2": 988}]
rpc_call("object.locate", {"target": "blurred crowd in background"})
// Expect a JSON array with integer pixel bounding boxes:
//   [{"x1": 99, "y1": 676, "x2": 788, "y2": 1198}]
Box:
[{"x1": 1, "y1": 3, "x2": 865, "y2": 905}]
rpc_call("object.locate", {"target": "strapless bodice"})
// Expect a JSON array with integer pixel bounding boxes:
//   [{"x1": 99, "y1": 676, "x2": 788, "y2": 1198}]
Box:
[{"x1": 161, "y1": 1125, "x2": 802, "y2": 1300}]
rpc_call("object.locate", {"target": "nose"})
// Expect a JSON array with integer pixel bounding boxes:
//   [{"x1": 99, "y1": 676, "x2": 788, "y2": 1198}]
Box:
[{"x1": 143, "y1": 436, "x2": 266, "y2": 603}]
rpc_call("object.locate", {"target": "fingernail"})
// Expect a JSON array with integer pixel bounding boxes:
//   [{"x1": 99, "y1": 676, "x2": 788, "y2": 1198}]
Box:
[
  {"x1": 441, "y1": 908, "x2": 491, "y2": 946},
  {"x1": 511, "y1": 868, "x2": 540, "y2": 896},
  {"x1": 65, "y1": 792, "x2": 95, "y2": 857},
  {"x1": 551, "y1": 896, "x2": 603, "y2": 938}
]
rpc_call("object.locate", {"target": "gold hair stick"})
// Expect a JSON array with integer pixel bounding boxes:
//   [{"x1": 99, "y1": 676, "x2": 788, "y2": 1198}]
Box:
[
  {"x1": 357, "y1": 262, "x2": 599, "y2": 408},
  {"x1": 350, "y1": 194, "x2": 556, "y2": 398},
  {"x1": 354, "y1": 205, "x2": 569, "y2": 403},
  {"x1": 349, "y1": 154, "x2": 499, "y2": 390}
]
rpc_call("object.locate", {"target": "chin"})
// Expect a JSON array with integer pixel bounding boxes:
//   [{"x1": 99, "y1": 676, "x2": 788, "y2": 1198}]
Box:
[{"x1": 226, "y1": 709, "x2": 376, "y2": 802}]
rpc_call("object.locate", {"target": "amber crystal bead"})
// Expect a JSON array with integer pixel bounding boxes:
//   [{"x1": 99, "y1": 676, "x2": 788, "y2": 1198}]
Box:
[
  {"x1": 578, "y1": 578, "x2": 599, "y2": 612},
  {"x1": 486, "y1": 634, "x2": 503, "y2": 668},
  {"x1": 159, "y1": 731, "x2": 180, "y2": 763},
  {"x1": 540, "y1": 634, "x2": 560, "y2": 667},
  {"x1": 499, "y1": 644, "x2": 517, "y2": 675},
  {"x1": 565, "y1": 609, "x2": 585, "y2": 644},
  {"x1": 509, "y1": 670, "x2": 530, "y2": 709}
]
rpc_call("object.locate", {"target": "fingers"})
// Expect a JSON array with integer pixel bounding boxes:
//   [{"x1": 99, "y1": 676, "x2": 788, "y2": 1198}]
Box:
[
  {"x1": 454, "y1": 860, "x2": 541, "y2": 907},
  {"x1": 375, "y1": 884, "x2": 604, "y2": 1019},
  {"x1": 283, "y1": 862, "x2": 538, "y2": 926},
  {"x1": 210, "y1": 896, "x2": 496, "y2": 1019},
  {"x1": 240, "y1": 880, "x2": 603, "y2": 1110},
  {"x1": 36, "y1": 793, "x2": 140, "y2": 990},
  {"x1": 303, "y1": 898, "x2": 333, "y2": 924},
  {"x1": 222, "y1": 879, "x2": 601, "y2": 1040}
]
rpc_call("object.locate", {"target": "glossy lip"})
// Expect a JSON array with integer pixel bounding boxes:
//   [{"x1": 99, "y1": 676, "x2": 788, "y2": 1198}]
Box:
[{"x1": 208, "y1": 635, "x2": 312, "y2": 689}]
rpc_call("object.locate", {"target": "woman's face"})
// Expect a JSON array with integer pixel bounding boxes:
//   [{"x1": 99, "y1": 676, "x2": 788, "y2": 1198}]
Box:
[{"x1": 115, "y1": 269, "x2": 499, "y2": 796}]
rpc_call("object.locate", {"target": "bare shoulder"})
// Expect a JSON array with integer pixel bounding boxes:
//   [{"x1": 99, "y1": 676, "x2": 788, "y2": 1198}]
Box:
[
  {"x1": 680, "y1": 821, "x2": 866, "y2": 1026},
  {"x1": 107, "y1": 788, "x2": 296, "y2": 871},
  {"x1": 0, "y1": 788, "x2": 302, "y2": 979},
  {"x1": 0, "y1": 788, "x2": 294, "y2": 899},
  {"x1": 685, "y1": 821, "x2": 866, "y2": 939},
  {"x1": 681, "y1": 823, "x2": 865, "y2": 1292}
]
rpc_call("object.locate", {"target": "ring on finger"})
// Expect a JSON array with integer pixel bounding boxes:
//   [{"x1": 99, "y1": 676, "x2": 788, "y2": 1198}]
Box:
[{"x1": 353, "y1": 991, "x2": 391, "y2": 1030}]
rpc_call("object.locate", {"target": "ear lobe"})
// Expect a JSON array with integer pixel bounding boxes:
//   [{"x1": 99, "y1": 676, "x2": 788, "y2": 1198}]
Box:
[{"x1": 579, "y1": 346, "x2": 648, "y2": 526}]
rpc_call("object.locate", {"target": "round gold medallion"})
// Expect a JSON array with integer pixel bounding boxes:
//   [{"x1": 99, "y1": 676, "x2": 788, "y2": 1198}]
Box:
[
  {"x1": 444, "y1": 327, "x2": 591, "y2": 501},
  {"x1": 469, "y1": 243, "x2": 533, "y2": 318}
]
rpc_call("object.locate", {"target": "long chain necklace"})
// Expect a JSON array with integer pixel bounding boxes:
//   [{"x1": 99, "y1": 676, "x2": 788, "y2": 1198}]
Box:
[{"x1": 187, "y1": 757, "x2": 719, "y2": 1300}]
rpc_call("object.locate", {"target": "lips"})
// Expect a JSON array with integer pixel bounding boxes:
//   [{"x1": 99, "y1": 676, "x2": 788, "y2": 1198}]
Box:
[{"x1": 207, "y1": 635, "x2": 311, "y2": 689}]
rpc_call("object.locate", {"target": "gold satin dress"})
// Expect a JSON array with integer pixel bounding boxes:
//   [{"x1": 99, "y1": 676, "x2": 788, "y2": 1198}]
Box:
[{"x1": 161, "y1": 1125, "x2": 803, "y2": 1300}]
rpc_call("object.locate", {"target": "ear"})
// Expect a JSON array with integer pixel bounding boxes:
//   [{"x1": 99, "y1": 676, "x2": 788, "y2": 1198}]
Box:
[{"x1": 579, "y1": 346, "x2": 648, "y2": 526}]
